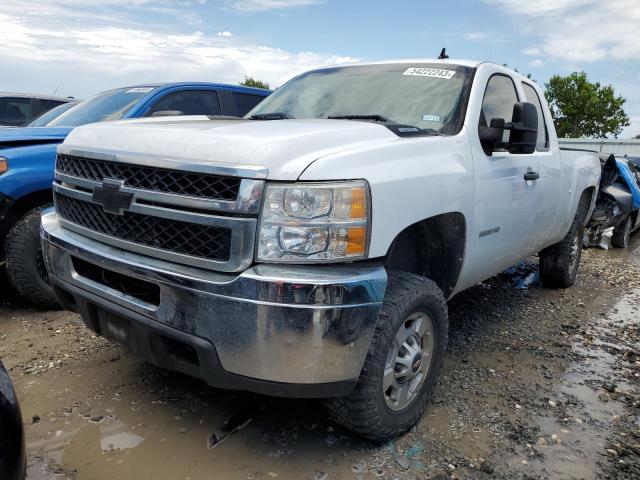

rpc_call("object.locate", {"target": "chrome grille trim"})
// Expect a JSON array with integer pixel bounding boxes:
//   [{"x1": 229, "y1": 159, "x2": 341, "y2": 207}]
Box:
[
  {"x1": 58, "y1": 145, "x2": 269, "y2": 179},
  {"x1": 55, "y1": 171, "x2": 265, "y2": 214},
  {"x1": 56, "y1": 154, "x2": 242, "y2": 200},
  {"x1": 55, "y1": 149, "x2": 266, "y2": 215}
]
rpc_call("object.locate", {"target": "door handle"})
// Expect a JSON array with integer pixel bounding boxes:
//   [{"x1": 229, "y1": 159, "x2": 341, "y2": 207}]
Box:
[{"x1": 524, "y1": 171, "x2": 539, "y2": 181}]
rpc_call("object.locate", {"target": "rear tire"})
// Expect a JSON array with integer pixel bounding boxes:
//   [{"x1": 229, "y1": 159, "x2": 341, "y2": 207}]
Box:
[
  {"x1": 539, "y1": 209, "x2": 584, "y2": 289},
  {"x1": 611, "y1": 216, "x2": 631, "y2": 249},
  {"x1": 5, "y1": 207, "x2": 60, "y2": 309},
  {"x1": 324, "y1": 271, "x2": 448, "y2": 441}
]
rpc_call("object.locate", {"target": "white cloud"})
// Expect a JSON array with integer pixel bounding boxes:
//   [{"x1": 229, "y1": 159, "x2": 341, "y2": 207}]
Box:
[
  {"x1": 1, "y1": 0, "x2": 206, "y2": 28},
  {"x1": 488, "y1": 0, "x2": 640, "y2": 62},
  {"x1": 463, "y1": 32, "x2": 490, "y2": 41},
  {"x1": 489, "y1": 0, "x2": 594, "y2": 16},
  {"x1": 528, "y1": 59, "x2": 544, "y2": 67},
  {"x1": 521, "y1": 47, "x2": 541, "y2": 56},
  {"x1": 226, "y1": 0, "x2": 322, "y2": 12},
  {"x1": 0, "y1": 10, "x2": 355, "y2": 98}
]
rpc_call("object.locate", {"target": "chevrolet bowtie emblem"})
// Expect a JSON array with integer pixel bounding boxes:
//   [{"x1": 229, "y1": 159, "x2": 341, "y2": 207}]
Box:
[{"x1": 92, "y1": 178, "x2": 134, "y2": 215}]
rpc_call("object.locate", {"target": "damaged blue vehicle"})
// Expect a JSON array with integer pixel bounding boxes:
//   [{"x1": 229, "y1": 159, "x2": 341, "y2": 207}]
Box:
[{"x1": 584, "y1": 154, "x2": 640, "y2": 248}]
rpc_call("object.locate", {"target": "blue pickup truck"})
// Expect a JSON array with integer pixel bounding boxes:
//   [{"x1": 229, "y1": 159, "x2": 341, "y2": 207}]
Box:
[{"x1": 0, "y1": 82, "x2": 270, "y2": 307}]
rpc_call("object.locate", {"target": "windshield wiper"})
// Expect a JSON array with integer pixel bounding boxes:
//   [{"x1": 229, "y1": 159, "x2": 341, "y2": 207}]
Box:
[
  {"x1": 328, "y1": 114, "x2": 393, "y2": 123},
  {"x1": 250, "y1": 112, "x2": 295, "y2": 120},
  {"x1": 328, "y1": 114, "x2": 441, "y2": 137}
]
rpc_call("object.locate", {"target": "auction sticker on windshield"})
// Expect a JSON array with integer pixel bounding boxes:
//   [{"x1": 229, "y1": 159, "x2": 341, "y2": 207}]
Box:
[
  {"x1": 125, "y1": 87, "x2": 154, "y2": 93},
  {"x1": 403, "y1": 67, "x2": 456, "y2": 79}
]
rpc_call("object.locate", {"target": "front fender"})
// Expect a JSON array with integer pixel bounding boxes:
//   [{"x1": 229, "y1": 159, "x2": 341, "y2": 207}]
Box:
[
  {"x1": 299, "y1": 130, "x2": 475, "y2": 260},
  {"x1": 0, "y1": 144, "x2": 58, "y2": 200}
]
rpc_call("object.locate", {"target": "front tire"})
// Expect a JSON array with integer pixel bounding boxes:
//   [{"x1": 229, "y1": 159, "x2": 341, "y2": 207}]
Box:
[
  {"x1": 324, "y1": 271, "x2": 448, "y2": 441},
  {"x1": 611, "y1": 215, "x2": 631, "y2": 249},
  {"x1": 5, "y1": 207, "x2": 60, "y2": 309},
  {"x1": 539, "y1": 210, "x2": 584, "y2": 288}
]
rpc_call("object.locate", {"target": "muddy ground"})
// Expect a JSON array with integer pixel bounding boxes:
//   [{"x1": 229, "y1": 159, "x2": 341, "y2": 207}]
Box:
[{"x1": 1, "y1": 241, "x2": 639, "y2": 480}]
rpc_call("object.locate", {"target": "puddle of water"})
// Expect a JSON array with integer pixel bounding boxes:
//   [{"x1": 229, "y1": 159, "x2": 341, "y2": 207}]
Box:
[
  {"x1": 603, "y1": 233, "x2": 640, "y2": 264},
  {"x1": 513, "y1": 288, "x2": 639, "y2": 480},
  {"x1": 100, "y1": 423, "x2": 145, "y2": 451},
  {"x1": 19, "y1": 355, "x2": 377, "y2": 480}
]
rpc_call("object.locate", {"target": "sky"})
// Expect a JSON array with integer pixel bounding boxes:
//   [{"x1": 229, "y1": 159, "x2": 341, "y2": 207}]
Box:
[{"x1": 1, "y1": 0, "x2": 639, "y2": 138}]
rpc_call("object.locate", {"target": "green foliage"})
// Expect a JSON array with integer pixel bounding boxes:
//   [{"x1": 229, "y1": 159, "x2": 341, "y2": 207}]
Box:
[
  {"x1": 240, "y1": 76, "x2": 270, "y2": 90},
  {"x1": 544, "y1": 72, "x2": 629, "y2": 139}
]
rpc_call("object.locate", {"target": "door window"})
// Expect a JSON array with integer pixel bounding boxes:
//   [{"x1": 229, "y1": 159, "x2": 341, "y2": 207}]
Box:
[
  {"x1": 0, "y1": 97, "x2": 32, "y2": 126},
  {"x1": 522, "y1": 83, "x2": 549, "y2": 151},
  {"x1": 32, "y1": 99, "x2": 66, "y2": 118},
  {"x1": 233, "y1": 92, "x2": 266, "y2": 116},
  {"x1": 146, "y1": 90, "x2": 221, "y2": 116},
  {"x1": 479, "y1": 75, "x2": 519, "y2": 144}
]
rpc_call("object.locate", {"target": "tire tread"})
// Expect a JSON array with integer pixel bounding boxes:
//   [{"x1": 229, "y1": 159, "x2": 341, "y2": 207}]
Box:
[
  {"x1": 324, "y1": 271, "x2": 448, "y2": 441},
  {"x1": 5, "y1": 208, "x2": 59, "y2": 309}
]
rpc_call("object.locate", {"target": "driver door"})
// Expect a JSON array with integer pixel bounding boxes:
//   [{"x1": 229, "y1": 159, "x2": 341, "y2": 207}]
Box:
[{"x1": 470, "y1": 74, "x2": 541, "y2": 278}]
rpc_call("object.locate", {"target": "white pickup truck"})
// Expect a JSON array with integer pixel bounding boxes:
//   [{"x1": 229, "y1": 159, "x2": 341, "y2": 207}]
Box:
[{"x1": 41, "y1": 59, "x2": 600, "y2": 440}]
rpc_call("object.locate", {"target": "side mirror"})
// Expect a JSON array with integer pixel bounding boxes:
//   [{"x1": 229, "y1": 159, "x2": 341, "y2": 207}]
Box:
[
  {"x1": 507, "y1": 102, "x2": 538, "y2": 154},
  {"x1": 479, "y1": 118, "x2": 505, "y2": 145},
  {"x1": 151, "y1": 110, "x2": 184, "y2": 117},
  {"x1": 479, "y1": 118, "x2": 506, "y2": 155}
]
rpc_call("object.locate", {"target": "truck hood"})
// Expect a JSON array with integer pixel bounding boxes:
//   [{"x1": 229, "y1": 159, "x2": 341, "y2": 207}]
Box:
[
  {"x1": 63, "y1": 118, "x2": 399, "y2": 180},
  {"x1": 0, "y1": 127, "x2": 73, "y2": 149}
]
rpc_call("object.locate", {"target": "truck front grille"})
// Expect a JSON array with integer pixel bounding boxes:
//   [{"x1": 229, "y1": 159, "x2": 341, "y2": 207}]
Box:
[
  {"x1": 56, "y1": 193, "x2": 232, "y2": 262},
  {"x1": 57, "y1": 154, "x2": 241, "y2": 201},
  {"x1": 53, "y1": 151, "x2": 263, "y2": 272}
]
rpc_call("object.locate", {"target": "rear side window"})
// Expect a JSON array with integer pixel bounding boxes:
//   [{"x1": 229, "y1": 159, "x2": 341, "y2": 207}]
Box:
[
  {"x1": 32, "y1": 99, "x2": 66, "y2": 117},
  {"x1": 233, "y1": 92, "x2": 266, "y2": 116},
  {"x1": 522, "y1": 83, "x2": 549, "y2": 151},
  {"x1": 0, "y1": 97, "x2": 32, "y2": 126},
  {"x1": 41, "y1": 99, "x2": 66, "y2": 111},
  {"x1": 146, "y1": 90, "x2": 221, "y2": 116},
  {"x1": 479, "y1": 75, "x2": 519, "y2": 144}
]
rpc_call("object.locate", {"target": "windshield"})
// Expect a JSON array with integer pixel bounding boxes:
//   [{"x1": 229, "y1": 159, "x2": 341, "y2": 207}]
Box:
[
  {"x1": 247, "y1": 63, "x2": 474, "y2": 134},
  {"x1": 27, "y1": 102, "x2": 78, "y2": 127},
  {"x1": 48, "y1": 86, "x2": 157, "y2": 127}
]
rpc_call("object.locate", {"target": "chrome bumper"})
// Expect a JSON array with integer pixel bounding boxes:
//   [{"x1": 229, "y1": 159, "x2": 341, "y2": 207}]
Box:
[{"x1": 41, "y1": 212, "x2": 387, "y2": 395}]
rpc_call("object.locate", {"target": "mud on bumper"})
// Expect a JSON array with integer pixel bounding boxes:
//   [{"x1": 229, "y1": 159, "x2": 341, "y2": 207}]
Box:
[{"x1": 41, "y1": 212, "x2": 387, "y2": 398}]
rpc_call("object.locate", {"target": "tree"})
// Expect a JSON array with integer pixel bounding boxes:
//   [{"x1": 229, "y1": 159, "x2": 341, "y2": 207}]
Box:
[
  {"x1": 240, "y1": 76, "x2": 270, "y2": 90},
  {"x1": 544, "y1": 72, "x2": 629, "y2": 138}
]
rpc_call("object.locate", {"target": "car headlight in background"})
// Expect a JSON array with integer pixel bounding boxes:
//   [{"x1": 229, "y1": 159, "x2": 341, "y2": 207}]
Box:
[
  {"x1": 257, "y1": 181, "x2": 370, "y2": 262},
  {"x1": 0, "y1": 157, "x2": 7, "y2": 176}
]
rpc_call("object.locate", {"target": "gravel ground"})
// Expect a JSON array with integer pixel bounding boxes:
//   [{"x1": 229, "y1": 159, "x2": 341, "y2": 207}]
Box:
[{"x1": 0, "y1": 240, "x2": 639, "y2": 480}]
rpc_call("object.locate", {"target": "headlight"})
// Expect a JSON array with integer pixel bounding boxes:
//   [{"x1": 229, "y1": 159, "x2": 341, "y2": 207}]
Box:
[
  {"x1": 257, "y1": 181, "x2": 370, "y2": 262},
  {"x1": 0, "y1": 157, "x2": 7, "y2": 176}
]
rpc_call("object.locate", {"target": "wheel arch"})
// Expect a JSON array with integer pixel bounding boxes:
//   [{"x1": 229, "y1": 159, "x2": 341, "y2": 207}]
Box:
[{"x1": 383, "y1": 212, "x2": 466, "y2": 298}]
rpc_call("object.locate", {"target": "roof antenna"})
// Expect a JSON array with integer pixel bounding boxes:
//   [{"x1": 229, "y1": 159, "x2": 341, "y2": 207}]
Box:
[{"x1": 438, "y1": 48, "x2": 449, "y2": 60}]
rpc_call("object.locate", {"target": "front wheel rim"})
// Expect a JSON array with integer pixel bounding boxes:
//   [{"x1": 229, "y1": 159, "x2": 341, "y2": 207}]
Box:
[{"x1": 383, "y1": 311, "x2": 435, "y2": 411}]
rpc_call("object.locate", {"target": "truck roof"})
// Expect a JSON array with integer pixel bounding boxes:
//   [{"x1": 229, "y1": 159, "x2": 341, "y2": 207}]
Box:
[
  {"x1": 319, "y1": 58, "x2": 538, "y2": 84},
  {"x1": 333, "y1": 58, "x2": 483, "y2": 69},
  {"x1": 106, "y1": 82, "x2": 271, "y2": 94}
]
